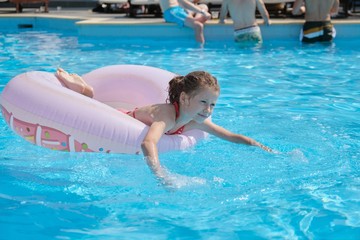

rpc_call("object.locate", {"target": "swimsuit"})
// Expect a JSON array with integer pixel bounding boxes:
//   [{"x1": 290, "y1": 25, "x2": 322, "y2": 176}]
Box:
[
  {"x1": 167, "y1": 102, "x2": 185, "y2": 135},
  {"x1": 300, "y1": 21, "x2": 336, "y2": 43},
  {"x1": 163, "y1": 6, "x2": 189, "y2": 27},
  {"x1": 126, "y1": 102, "x2": 185, "y2": 135},
  {"x1": 234, "y1": 25, "x2": 262, "y2": 43}
]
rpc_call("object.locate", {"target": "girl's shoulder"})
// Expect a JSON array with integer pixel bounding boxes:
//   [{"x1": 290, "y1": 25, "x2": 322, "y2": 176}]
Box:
[
  {"x1": 131, "y1": 103, "x2": 176, "y2": 127},
  {"x1": 139, "y1": 103, "x2": 176, "y2": 120}
]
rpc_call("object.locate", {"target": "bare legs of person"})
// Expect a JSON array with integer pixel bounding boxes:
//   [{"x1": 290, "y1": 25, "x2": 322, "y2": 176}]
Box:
[
  {"x1": 55, "y1": 68, "x2": 94, "y2": 98},
  {"x1": 185, "y1": 18, "x2": 205, "y2": 44},
  {"x1": 185, "y1": 6, "x2": 211, "y2": 45}
]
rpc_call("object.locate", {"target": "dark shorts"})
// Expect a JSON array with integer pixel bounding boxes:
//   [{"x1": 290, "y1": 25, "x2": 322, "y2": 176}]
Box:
[{"x1": 301, "y1": 21, "x2": 336, "y2": 43}]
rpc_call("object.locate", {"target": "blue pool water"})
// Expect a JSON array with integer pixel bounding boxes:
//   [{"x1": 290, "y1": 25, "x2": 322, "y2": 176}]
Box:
[{"x1": 1, "y1": 29, "x2": 359, "y2": 239}]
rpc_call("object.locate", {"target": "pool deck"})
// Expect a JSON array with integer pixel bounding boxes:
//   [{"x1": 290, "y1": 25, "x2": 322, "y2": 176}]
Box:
[{"x1": 1, "y1": 7, "x2": 360, "y2": 41}]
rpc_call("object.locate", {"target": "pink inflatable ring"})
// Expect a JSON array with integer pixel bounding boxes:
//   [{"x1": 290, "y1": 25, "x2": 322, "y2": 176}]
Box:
[{"x1": 0, "y1": 65, "x2": 207, "y2": 154}]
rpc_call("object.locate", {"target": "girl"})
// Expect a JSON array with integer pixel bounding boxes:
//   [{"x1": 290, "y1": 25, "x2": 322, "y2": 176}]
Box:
[{"x1": 56, "y1": 68, "x2": 272, "y2": 184}]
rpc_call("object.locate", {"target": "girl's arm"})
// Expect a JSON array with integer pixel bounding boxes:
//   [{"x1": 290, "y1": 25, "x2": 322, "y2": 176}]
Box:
[
  {"x1": 141, "y1": 121, "x2": 167, "y2": 175},
  {"x1": 198, "y1": 119, "x2": 273, "y2": 152},
  {"x1": 142, "y1": 119, "x2": 185, "y2": 187},
  {"x1": 141, "y1": 105, "x2": 177, "y2": 180}
]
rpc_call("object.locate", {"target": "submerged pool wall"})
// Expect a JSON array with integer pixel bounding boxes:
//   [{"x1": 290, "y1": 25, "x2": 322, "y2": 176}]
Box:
[
  {"x1": 76, "y1": 20, "x2": 360, "y2": 41},
  {"x1": 1, "y1": 16, "x2": 360, "y2": 41},
  {"x1": 0, "y1": 16, "x2": 80, "y2": 32}
]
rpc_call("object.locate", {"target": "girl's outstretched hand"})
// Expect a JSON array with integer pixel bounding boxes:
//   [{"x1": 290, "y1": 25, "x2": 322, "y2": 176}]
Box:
[{"x1": 253, "y1": 142, "x2": 274, "y2": 153}]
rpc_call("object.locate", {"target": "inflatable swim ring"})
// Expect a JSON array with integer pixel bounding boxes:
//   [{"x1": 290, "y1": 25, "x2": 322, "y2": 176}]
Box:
[{"x1": 0, "y1": 65, "x2": 207, "y2": 154}]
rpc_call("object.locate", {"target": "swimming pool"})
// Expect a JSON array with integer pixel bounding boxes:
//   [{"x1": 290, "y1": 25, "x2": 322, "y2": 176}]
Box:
[{"x1": 1, "y1": 29, "x2": 359, "y2": 239}]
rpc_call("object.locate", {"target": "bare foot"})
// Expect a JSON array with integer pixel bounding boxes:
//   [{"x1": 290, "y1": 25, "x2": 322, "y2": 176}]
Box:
[{"x1": 55, "y1": 68, "x2": 94, "y2": 98}]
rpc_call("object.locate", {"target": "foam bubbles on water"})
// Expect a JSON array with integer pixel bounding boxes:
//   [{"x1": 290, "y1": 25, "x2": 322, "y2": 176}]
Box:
[
  {"x1": 288, "y1": 149, "x2": 309, "y2": 163},
  {"x1": 272, "y1": 148, "x2": 309, "y2": 163},
  {"x1": 160, "y1": 171, "x2": 207, "y2": 190},
  {"x1": 299, "y1": 209, "x2": 317, "y2": 239}
]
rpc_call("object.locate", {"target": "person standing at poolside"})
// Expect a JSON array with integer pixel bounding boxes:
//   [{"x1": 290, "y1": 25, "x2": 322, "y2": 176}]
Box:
[
  {"x1": 159, "y1": 0, "x2": 211, "y2": 45},
  {"x1": 218, "y1": 0, "x2": 271, "y2": 43},
  {"x1": 292, "y1": 0, "x2": 340, "y2": 43}
]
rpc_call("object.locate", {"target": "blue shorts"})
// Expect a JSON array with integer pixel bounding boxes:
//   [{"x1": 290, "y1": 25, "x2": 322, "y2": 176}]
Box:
[{"x1": 163, "y1": 6, "x2": 188, "y2": 27}]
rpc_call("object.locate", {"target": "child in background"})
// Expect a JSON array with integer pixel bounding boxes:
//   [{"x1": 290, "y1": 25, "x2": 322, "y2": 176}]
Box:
[{"x1": 159, "y1": 0, "x2": 211, "y2": 44}]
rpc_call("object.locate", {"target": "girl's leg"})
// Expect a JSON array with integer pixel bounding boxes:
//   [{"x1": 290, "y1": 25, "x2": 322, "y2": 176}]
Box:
[{"x1": 55, "y1": 68, "x2": 94, "y2": 98}]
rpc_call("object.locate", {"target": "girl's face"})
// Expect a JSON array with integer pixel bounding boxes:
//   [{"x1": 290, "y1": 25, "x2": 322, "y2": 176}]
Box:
[{"x1": 181, "y1": 87, "x2": 219, "y2": 123}]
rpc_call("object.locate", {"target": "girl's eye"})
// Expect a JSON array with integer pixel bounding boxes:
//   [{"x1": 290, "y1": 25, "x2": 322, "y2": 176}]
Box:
[{"x1": 201, "y1": 100, "x2": 207, "y2": 104}]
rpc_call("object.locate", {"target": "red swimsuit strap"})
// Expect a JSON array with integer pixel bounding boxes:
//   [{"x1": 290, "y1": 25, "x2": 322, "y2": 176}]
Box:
[
  {"x1": 165, "y1": 102, "x2": 185, "y2": 135},
  {"x1": 126, "y1": 108, "x2": 137, "y2": 118},
  {"x1": 167, "y1": 125, "x2": 185, "y2": 135},
  {"x1": 173, "y1": 101, "x2": 180, "y2": 119}
]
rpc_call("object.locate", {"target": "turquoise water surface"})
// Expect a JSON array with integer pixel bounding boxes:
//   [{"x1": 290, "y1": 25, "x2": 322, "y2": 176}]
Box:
[{"x1": 1, "y1": 30, "x2": 359, "y2": 239}]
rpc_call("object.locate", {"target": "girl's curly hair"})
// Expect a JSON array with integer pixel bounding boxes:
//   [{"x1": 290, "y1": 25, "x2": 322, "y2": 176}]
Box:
[{"x1": 167, "y1": 71, "x2": 219, "y2": 104}]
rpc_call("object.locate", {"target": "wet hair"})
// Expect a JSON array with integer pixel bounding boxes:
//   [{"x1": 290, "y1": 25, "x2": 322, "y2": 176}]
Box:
[{"x1": 167, "y1": 71, "x2": 220, "y2": 104}]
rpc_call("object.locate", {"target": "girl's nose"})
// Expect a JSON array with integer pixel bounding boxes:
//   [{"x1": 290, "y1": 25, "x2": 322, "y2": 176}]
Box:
[{"x1": 203, "y1": 105, "x2": 211, "y2": 113}]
